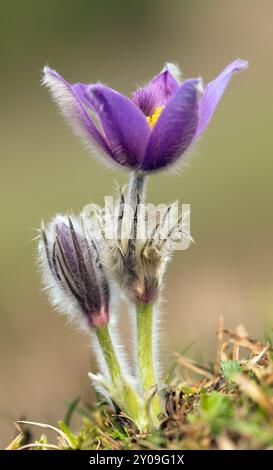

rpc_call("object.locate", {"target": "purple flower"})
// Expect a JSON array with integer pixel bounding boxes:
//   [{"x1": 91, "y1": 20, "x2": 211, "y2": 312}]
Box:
[
  {"x1": 43, "y1": 60, "x2": 248, "y2": 172},
  {"x1": 39, "y1": 215, "x2": 109, "y2": 328}
]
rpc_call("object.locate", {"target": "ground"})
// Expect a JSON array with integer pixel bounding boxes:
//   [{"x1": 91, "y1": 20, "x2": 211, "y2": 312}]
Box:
[{"x1": 7, "y1": 320, "x2": 273, "y2": 450}]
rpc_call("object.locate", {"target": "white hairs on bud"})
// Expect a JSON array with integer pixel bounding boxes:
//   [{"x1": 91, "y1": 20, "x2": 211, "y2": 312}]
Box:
[{"x1": 38, "y1": 214, "x2": 91, "y2": 333}]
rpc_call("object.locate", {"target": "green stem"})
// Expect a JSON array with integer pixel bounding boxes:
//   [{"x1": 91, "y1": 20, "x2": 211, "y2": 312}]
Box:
[
  {"x1": 95, "y1": 324, "x2": 121, "y2": 387},
  {"x1": 136, "y1": 303, "x2": 163, "y2": 424},
  {"x1": 95, "y1": 324, "x2": 148, "y2": 432}
]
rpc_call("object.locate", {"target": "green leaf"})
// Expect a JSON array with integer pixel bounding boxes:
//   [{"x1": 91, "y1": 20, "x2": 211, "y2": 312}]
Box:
[
  {"x1": 231, "y1": 420, "x2": 273, "y2": 446},
  {"x1": 35, "y1": 434, "x2": 48, "y2": 450},
  {"x1": 221, "y1": 360, "x2": 243, "y2": 381},
  {"x1": 180, "y1": 384, "x2": 195, "y2": 394},
  {"x1": 58, "y1": 420, "x2": 78, "y2": 449},
  {"x1": 199, "y1": 391, "x2": 233, "y2": 434},
  {"x1": 64, "y1": 396, "x2": 81, "y2": 426}
]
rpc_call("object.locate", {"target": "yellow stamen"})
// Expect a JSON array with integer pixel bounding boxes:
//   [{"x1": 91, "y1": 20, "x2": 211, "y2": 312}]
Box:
[{"x1": 146, "y1": 105, "x2": 165, "y2": 128}]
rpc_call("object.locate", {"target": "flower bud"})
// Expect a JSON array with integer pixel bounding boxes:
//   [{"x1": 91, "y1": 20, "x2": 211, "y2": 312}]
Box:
[
  {"x1": 98, "y1": 189, "x2": 182, "y2": 305},
  {"x1": 38, "y1": 215, "x2": 109, "y2": 328}
]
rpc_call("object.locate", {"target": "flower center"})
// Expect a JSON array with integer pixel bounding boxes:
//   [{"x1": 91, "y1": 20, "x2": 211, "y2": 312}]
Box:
[{"x1": 146, "y1": 105, "x2": 165, "y2": 128}]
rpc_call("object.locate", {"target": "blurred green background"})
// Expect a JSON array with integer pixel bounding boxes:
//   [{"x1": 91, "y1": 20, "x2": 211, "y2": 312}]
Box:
[{"x1": 1, "y1": 0, "x2": 273, "y2": 445}]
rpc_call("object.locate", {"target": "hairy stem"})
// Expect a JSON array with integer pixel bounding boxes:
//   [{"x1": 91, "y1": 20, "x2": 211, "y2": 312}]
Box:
[
  {"x1": 128, "y1": 170, "x2": 147, "y2": 207},
  {"x1": 95, "y1": 324, "x2": 122, "y2": 386},
  {"x1": 136, "y1": 303, "x2": 163, "y2": 425},
  {"x1": 126, "y1": 170, "x2": 147, "y2": 255},
  {"x1": 95, "y1": 324, "x2": 148, "y2": 431}
]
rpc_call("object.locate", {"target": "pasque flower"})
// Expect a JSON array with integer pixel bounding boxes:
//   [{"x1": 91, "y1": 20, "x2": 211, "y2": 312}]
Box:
[
  {"x1": 39, "y1": 214, "x2": 152, "y2": 432},
  {"x1": 87, "y1": 176, "x2": 191, "y2": 424},
  {"x1": 39, "y1": 57, "x2": 249, "y2": 432},
  {"x1": 39, "y1": 215, "x2": 109, "y2": 329},
  {"x1": 100, "y1": 191, "x2": 180, "y2": 305},
  {"x1": 43, "y1": 59, "x2": 248, "y2": 171}
]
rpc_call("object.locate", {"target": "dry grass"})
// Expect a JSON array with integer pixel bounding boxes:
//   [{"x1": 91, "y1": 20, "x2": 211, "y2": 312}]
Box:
[{"x1": 7, "y1": 319, "x2": 273, "y2": 450}]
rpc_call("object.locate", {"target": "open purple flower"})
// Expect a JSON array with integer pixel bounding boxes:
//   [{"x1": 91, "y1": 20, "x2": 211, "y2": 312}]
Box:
[{"x1": 43, "y1": 60, "x2": 248, "y2": 172}]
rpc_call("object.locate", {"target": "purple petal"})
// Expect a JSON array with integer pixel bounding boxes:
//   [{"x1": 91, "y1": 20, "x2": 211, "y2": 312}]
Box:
[
  {"x1": 55, "y1": 220, "x2": 79, "y2": 275},
  {"x1": 88, "y1": 84, "x2": 151, "y2": 167},
  {"x1": 142, "y1": 79, "x2": 200, "y2": 171},
  {"x1": 42, "y1": 67, "x2": 116, "y2": 163},
  {"x1": 132, "y1": 64, "x2": 180, "y2": 116},
  {"x1": 53, "y1": 218, "x2": 104, "y2": 317},
  {"x1": 71, "y1": 82, "x2": 95, "y2": 110},
  {"x1": 150, "y1": 66, "x2": 180, "y2": 101},
  {"x1": 195, "y1": 59, "x2": 249, "y2": 140}
]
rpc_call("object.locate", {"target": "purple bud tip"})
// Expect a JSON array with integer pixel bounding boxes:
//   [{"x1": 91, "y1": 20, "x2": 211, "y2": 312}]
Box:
[{"x1": 89, "y1": 306, "x2": 109, "y2": 329}]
